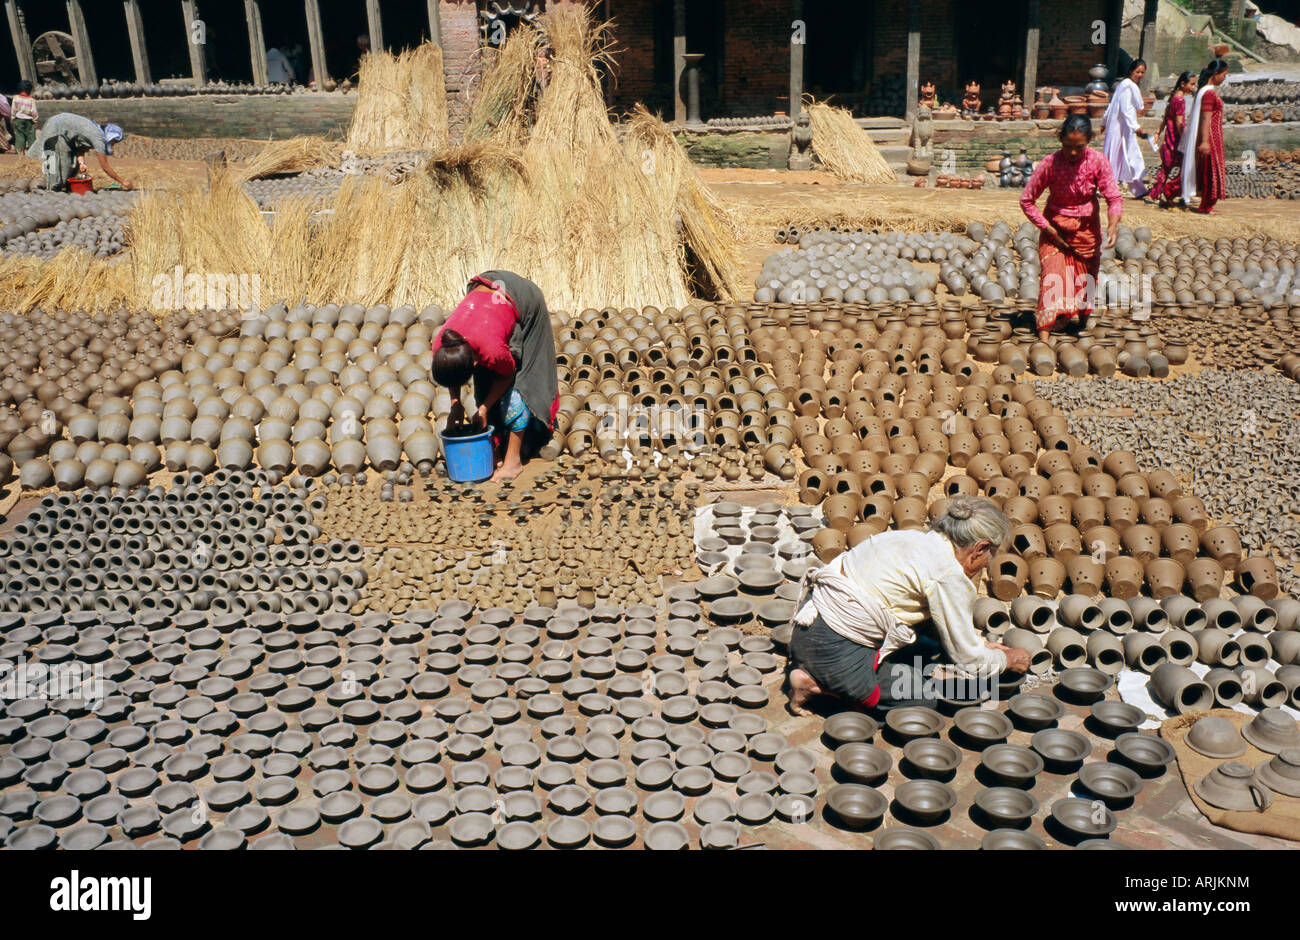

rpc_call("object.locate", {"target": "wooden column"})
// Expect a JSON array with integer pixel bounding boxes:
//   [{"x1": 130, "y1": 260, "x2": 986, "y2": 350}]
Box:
[
  {"x1": 181, "y1": 0, "x2": 207, "y2": 85},
  {"x1": 65, "y1": 0, "x2": 97, "y2": 86},
  {"x1": 1138, "y1": 0, "x2": 1158, "y2": 60},
  {"x1": 427, "y1": 0, "x2": 441, "y2": 46},
  {"x1": 366, "y1": 0, "x2": 384, "y2": 52},
  {"x1": 1023, "y1": 0, "x2": 1040, "y2": 107},
  {"x1": 305, "y1": 0, "x2": 328, "y2": 88},
  {"x1": 244, "y1": 0, "x2": 268, "y2": 85},
  {"x1": 5, "y1": 0, "x2": 36, "y2": 86},
  {"x1": 1104, "y1": 0, "x2": 1124, "y2": 84},
  {"x1": 789, "y1": 0, "x2": 803, "y2": 118},
  {"x1": 123, "y1": 0, "x2": 152, "y2": 84},
  {"x1": 673, "y1": 0, "x2": 686, "y2": 125},
  {"x1": 904, "y1": 0, "x2": 921, "y2": 122}
]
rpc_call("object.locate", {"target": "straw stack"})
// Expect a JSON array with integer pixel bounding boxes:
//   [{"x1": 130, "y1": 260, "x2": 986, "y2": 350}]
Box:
[
  {"x1": 805, "y1": 98, "x2": 897, "y2": 184},
  {"x1": 233, "y1": 136, "x2": 343, "y2": 183},
  {"x1": 345, "y1": 44, "x2": 450, "y2": 153}
]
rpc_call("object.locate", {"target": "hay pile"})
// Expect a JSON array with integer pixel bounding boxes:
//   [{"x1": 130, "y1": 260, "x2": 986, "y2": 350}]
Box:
[
  {"x1": 806, "y1": 99, "x2": 896, "y2": 185},
  {"x1": 233, "y1": 136, "x2": 343, "y2": 183},
  {"x1": 345, "y1": 44, "x2": 449, "y2": 152}
]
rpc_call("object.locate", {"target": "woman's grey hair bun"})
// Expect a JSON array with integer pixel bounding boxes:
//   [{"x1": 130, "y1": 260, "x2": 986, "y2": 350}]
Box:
[{"x1": 929, "y1": 495, "x2": 1011, "y2": 552}]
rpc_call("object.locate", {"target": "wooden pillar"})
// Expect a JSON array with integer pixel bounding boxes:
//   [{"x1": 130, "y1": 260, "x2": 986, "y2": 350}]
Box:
[
  {"x1": 123, "y1": 0, "x2": 152, "y2": 84},
  {"x1": 245, "y1": 0, "x2": 268, "y2": 85},
  {"x1": 1138, "y1": 0, "x2": 1158, "y2": 61},
  {"x1": 427, "y1": 0, "x2": 441, "y2": 46},
  {"x1": 673, "y1": 0, "x2": 686, "y2": 125},
  {"x1": 904, "y1": 0, "x2": 921, "y2": 122},
  {"x1": 789, "y1": 0, "x2": 803, "y2": 118},
  {"x1": 1104, "y1": 0, "x2": 1124, "y2": 84},
  {"x1": 65, "y1": 0, "x2": 97, "y2": 87},
  {"x1": 181, "y1": 0, "x2": 207, "y2": 85},
  {"x1": 1023, "y1": 0, "x2": 1040, "y2": 107},
  {"x1": 366, "y1": 0, "x2": 384, "y2": 52},
  {"x1": 305, "y1": 0, "x2": 328, "y2": 88},
  {"x1": 5, "y1": 0, "x2": 36, "y2": 86}
]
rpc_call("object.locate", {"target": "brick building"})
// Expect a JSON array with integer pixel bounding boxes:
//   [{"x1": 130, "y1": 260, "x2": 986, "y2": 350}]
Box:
[{"x1": 5, "y1": 0, "x2": 1143, "y2": 124}]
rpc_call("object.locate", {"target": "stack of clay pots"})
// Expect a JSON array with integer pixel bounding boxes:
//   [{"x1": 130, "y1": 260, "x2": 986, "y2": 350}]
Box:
[
  {"x1": 0, "y1": 470, "x2": 364, "y2": 618},
  {"x1": 553, "y1": 304, "x2": 792, "y2": 478},
  {"x1": 242, "y1": 175, "x2": 343, "y2": 210},
  {"x1": 0, "y1": 308, "x2": 230, "y2": 493},
  {"x1": 319, "y1": 459, "x2": 697, "y2": 614}
]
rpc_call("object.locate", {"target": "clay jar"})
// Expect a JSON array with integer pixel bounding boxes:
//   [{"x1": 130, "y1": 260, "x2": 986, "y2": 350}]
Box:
[
  {"x1": 1185, "y1": 558, "x2": 1225, "y2": 602},
  {"x1": 1161, "y1": 525, "x2": 1199, "y2": 566},
  {"x1": 1236, "y1": 557, "x2": 1279, "y2": 600},
  {"x1": 1028, "y1": 557, "x2": 1066, "y2": 599},
  {"x1": 1120, "y1": 525, "x2": 1159, "y2": 564},
  {"x1": 1200, "y1": 527, "x2": 1243, "y2": 573},
  {"x1": 1104, "y1": 556, "x2": 1144, "y2": 600},
  {"x1": 1064, "y1": 556, "x2": 1104, "y2": 596},
  {"x1": 1144, "y1": 559, "x2": 1186, "y2": 598},
  {"x1": 1151, "y1": 663, "x2": 1213, "y2": 715}
]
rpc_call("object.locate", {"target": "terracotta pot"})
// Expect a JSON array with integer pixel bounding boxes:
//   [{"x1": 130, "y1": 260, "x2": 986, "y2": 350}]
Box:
[
  {"x1": 1058, "y1": 594, "x2": 1104, "y2": 631},
  {"x1": 1104, "y1": 556, "x2": 1143, "y2": 599},
  {"x1": 1151, "y1": 663, "x2": 1213, "y2": 715},
  {"x1": 1120, "y1": 525, "x2": 1159, "y2": 564},
  {"x1": 1171, "y1": 496, "x2": 1208, "y2": 533},
  {"x1": 1185, "y1": 558, "x2": 1225, "y2": 601},
  {"x1": 1064, "y1": 556, "x2": 1104, "y2": 596},
  {"x1": 1193, "y1": 628, "x2": 1241, "y2": 668},
  {"x1": 1028, "y1": 557, "x2": 1066, "y2": 598},
  {"x1": 989, "y1": 553, "x2": 1028, "y2": 601},
  {"x1": 1144, "y1": 558, "x2": 1185, "y2": 598},
  {"x1": 1002, "y1": 627, "x2": 1053, "y2": 675},
  {"x1": 1046, "y1": 627, "x2": 1087, "y2": 668},
  {"x1": 1044, "y1": 523, "x2": 1082, "y2": 560},
  {"x1": 1200, "y1": 527, "x2": 1243, "y2": 573},
  {"x1": 812, "y1": 528, "x2": 846, "y2": 563},
  {"x1": 1235, "y1": 556, "x2": 1279, "y2": 601},
  {"x1": 1159, "y1": 629, "x2": 1199, "y2": 667}
]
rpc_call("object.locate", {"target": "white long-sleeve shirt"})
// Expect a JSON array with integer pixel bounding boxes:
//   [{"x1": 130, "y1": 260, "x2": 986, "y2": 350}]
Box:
[
  {"x1": 1102, "y1": 78, "x2": 1145, "y2": 185},
  {"x1": 838, "y1": 529, "x2": 1007, "y2": 678}
]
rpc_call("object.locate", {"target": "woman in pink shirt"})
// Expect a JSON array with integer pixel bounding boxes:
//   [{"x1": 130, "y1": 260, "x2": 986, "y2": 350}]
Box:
[
  {"x1": 432, "y1": 271, "x2": 559, "y2": 481},
  {"x1": 1020, "y1": 115, "x2": 1124, "y2": 342}
]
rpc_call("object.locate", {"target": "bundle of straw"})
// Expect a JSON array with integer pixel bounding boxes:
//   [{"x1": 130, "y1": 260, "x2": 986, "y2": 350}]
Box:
[
  {"x1": 462, "y1": 27, "x2": 544, "y2": 145},
  {"x1": 346, "y1": 44, "x2": 450, "y2": 153},
  {"x1": 805, "y1": 98, "x2": 897, "y2": 185},
  {"x1": 233, "y1": 136, "x2": 343, "y2": 183}
]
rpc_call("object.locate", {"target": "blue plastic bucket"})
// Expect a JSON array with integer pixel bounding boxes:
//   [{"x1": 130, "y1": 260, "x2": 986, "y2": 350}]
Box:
[{"x1": 440, "y1": 425, "x2": 495, "y2": 482}]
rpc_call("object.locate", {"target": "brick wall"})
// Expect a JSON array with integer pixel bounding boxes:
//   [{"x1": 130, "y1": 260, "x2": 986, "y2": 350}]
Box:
[
  {"x1": 1038, "y1": 0, "x2": 1112, "y2": 88},
  {"x1": 716, "y1": 0, "x2": 791, "y2": 116},
  {"x1": 38, "y1": 95, "x2": 356, "y2": 141},
  {"x1": 605, "y1": 0, "x2": 661, "y2": 116}
]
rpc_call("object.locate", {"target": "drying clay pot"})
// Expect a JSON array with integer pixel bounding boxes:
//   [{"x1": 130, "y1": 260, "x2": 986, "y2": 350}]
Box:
[
  {"x1": 822, "y1": 711, "x2": 878, "y2": 746},
  {"x1": 872, "y1": 827, "x2": 940, "y2": 850},
  {"x1": 893, "y1": 779, "x2": 956, "y2": 824},
  {"x1": 980, "y1": 744, "x2": 1044, "y2": 787},
  {"x1": 884, "y1": 707, "x2": 945, "y2": 742},
  {"x1": 973, "y1": 786, "x2": 1039, "y2": 828},
  {"x1": 1151, "y1": 663, "x2": 1213, "y2": 715},
  {"x1": 1240, "y1": 708, "x2": 1300, "y2": 754},
  {"x1": 902, "y1": 738, "x2": 961, "y2": 779},
  {"x1": 1054, "y1": 667, "x2": 1113, "y2": 704},
  {"x1": 825, "y1": 784, "x2": 887, "y2": 830},
  {"x1": 1031, "y1": 728, "x2": 1091, "y2": 771},
  {"x1": 953, "y1": 709, "x2": 1012, "y2": 748},
  {"x1": 1193, "y1": 761, "x2": 1273, "y2": 813},
  {"x1": 1113, "y1": 732, "x2": 1175, "y2": 776},
  {"x1": 1186, "y1": 715, "x2": 1247, "y2": 759},
  {"x1": 1088, "y1": 701, "x2": 1144, "y2": 737},
  {"x1": 1255, "y1": 748, "x2": 1300, "y2": 798},
  {"x1": 1007, "y1": 693, "x2": 1063, "y2": 730},
  {"x1": 1050, "y1": 797, "x2": 1117, "y2": 841}
]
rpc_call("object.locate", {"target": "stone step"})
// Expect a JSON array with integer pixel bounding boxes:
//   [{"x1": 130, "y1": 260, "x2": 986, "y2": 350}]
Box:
[{"x1": 877, "y1": 145, "x2": 913, "y2": 162}]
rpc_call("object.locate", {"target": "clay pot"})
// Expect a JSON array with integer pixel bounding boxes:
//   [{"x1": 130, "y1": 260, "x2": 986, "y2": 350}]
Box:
[
  {"x1": 1184, "y1": 558, "x2": 1225, "y2": 601},
  {"x1": 1103, "y1": 556, "x2": 1143, "y2": 600},
  {"x1": 1064, "y1": 556, "x2": 1104, "y2": 596},
  {"x1": 1027, "y1": 557, "x2": 1065, "y2": 598},
  {"x1": 1159, "y1": 629, "x2": 1198, "y2": 667},
  {"x1": 1193, "y1": 761, "x2": 1273, "y2": 813},
  {"x1": 988, "y1": 553, "x2": 1028, "y2": 601},
  {"x1": 1010, "y1": 595, "x2": 1054, "y2": 633},
  {"x1": 1203, "y1": 667, "x2": 1244, "y2": 707},
  {"x1": 1046, "y1": 627, "x2": 1087, "y2": 668},
  {"x1": 1001, "y1": 627, "x2": 1052, "y2": 675},
  {"x1": 1194, "y1": 628, "x2": 1240, "y2": 668},
  {"x1": 1085, "y1": 631, "x2": 1125, "y2": 676},
  {"x1": 1237, "y1": 666, "x2": 1288, "y2": 708},
  {"x1": 1151, "y1": 663, "x2": 1213, "y2": 715},
  {"x1": 1235, "y1": 556, "x2": 1279, "y2": 601},
  {"x1": 1122, "y1": 633, "x2": 1167, "y2": 673},
  {"x1": 1144, "y1": 558, "x2": 1185, "y2": 598}
]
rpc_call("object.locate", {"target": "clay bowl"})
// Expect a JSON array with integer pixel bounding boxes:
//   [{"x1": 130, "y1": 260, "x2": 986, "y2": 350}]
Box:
[
  {"x1": 1087, "y1": 701, "x2": 1145, "y2": 738},
  {"x1": 893, "y1": 779, "x2": 956, "y2": 825},
  {"x1": 735, "y1": 792, "x2": 776, "y2": 825},
  {"x1": 1050, "y1": 797, "x2": 1117, "y2": 843},
  {"x1": 873, "y1": 826, "x2": 940, "y2": 850},
  {"x1": 884, "y1": 706, "x2": 945, "y2": 743},
  {"x1": 644, "y1": 821, "x2": 689, "y2": 850},
  {"x1": 496, "y1": 821, "x2": 541, "y2": 851},
  {"x1": 981, "y1": 829, "x2": 1046, "y2": 850},
  {"x1": 1007, "y1": 693, "x2": 1064, "y2": 731},
  {"x1": 902, "y1": 738, "x2": 962, "y2": 780},
  {"x1": 822, "y1": 711, "x2": 878, "y2": 747},
  {"x1": 672, "y1": 766, "x2": 714, "y2": 796},
  {"x1": 1186, "y1": 715, "x2": 1246, "y2": 759},
  {"x1": 592, "y1": 814, "x2": 637, "y2": 847},
  {"x1": 1256, "y1": 749, "x2": 1300, "y2": 798},
  {"x1": 832, "y1": 743, "x2": 892, "y2": 787},
  {"x1": 1030, "y1": 729, "x2": 1092, "y2": 772},
  {"x1": 1054, "y1": 667, "x2": 1114, "y2": 704},
  {"x1": 546, "y1": 816, "x2": 590, "y2": 849},
  {"x1": 1113, "y1": 732, "x2": 1176, "y2": 777},
  {"x1": 952, "y1": 709, "x2": 1013, "y2": 749},
  {"x1": 973, "y1": 786, "x2": 1040, "y2": 829},
  {"x1": 980, "y1": 744, "x2": 1044, "y2": 788},
  {"x1": 1241, "y1": 709, "x2": 1300, "y2": 755},
  {"x1": 699, "y1": 820, "x2": 743, "y2": 850},
  {"x1": 824, "y1": 783, "x2": 888, "y2": 830},
  {"x1": 1076, "y1": 762, "x2": 1143, "y2": 807}
]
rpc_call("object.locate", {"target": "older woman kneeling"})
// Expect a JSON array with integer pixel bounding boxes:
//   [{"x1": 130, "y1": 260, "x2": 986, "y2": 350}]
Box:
[{"x1": 787, "y1": 496, "x2": 1030, "y2": 715}]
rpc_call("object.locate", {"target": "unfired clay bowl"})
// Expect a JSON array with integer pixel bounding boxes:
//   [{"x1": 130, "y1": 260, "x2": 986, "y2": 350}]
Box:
[
  {"x1": 873, "y1": 827, "x2": 940, "y2": 850},
  {"x1": 893, "y1": 779, "x2": 956, "y2": 824},
  {"x1": 833, "y1": 743, "x2": 892, "y2": 787},
  {"x1": 825, "y1": 783, "x2": 887, "y2": 830},
  {"x1": 973, "y1": 786, "x2": 1039, "y2": 828}
]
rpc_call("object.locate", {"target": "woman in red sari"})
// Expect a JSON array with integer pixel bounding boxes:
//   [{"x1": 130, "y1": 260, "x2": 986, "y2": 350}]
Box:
[
  {"x1": 1149, "y1": 71, "x2": 1196, "y2": 206},
  {"x1": 1180, "y1": 59, "x2": 1228, "y2": 214},
  {"x1": 1019, "y1": 115, "x2": 1123, "y2": 342}
]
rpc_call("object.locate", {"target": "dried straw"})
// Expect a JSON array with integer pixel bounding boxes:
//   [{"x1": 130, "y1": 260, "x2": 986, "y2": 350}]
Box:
[
  {"x1": 233, "y1": 136, "x2": 343, "y2": 183},
  {"x1": 806, "y1": 98, "x2": 896, "y2": 185},
  {"x1": 346, "y1": 44, "x2": 449, "y2": 153},
  {"x1": 463, "y1": 27, "x2": 544, "y2": 146}
]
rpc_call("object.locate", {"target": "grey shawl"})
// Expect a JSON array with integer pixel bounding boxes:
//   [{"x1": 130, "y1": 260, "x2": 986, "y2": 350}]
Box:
[{"x1": 472, "y1": 270, "x2": 558, "y2": 433}]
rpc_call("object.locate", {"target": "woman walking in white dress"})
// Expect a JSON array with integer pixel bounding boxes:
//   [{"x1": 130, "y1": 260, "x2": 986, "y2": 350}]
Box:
[{"x1": 1102, "y1": 59, "x2": 1151, "y2": 198}]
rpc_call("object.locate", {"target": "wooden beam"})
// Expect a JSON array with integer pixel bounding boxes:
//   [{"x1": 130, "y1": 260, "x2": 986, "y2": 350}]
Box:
[
  {"x1": 427, "y1": 0, "x2": 441, "y2": 46},
  {"x1": 1138, "y1": 0, "x2": 1158, "y2": 61},
  {"x1": 66, "y1": 0, "x2": 97, "y2": 87},
  {"x1": 5, "y1": 0, "x2": 37, "y2": 86},
  {"x1": 1023, "y1": 0, "x2": 1040, "y2": 108},
  {"x1": 181, "y1": 0, "x2": 207, "y2": 85},
  {"x1": 305, "y1": 0, "x2": 328, "y2": 88},
  {"x1": 366, "y1": 0, "x2": 384, "y2": 52},
  {"x1": 790, "y1": 0, "x2": 804, "y2": 118},
  {"x1": 905, "y1": 0, "x2": 921, "y2": 122},
  {"x1": 673, "y1": 0, "x2": 685, "y2": 125},
  {"x1": 123, "y1": 0, "x2": 151, "y2": 85},
  {"x1": 245, "y1": 0, "x2": 268, "y2": 86},
  {"x1": 1104, "y1": 0, "x2": 1123, "y2": 84}
]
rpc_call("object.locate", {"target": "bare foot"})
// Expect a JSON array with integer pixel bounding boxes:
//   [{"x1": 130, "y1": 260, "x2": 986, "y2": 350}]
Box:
[
  {"x1": 491, "y1": 460, "x2": 524, "y2": 482},
  {"x1": 786, "y1": 668, "x2": 822, "y2": 716}
]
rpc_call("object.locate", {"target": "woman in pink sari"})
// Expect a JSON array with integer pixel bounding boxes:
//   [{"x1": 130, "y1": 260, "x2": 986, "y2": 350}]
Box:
[
  {"x1": 1150, "y1": 71, "x2": 1196, "y2": 206},
  {"x1": 1020, "y1": 115, "x2": 1123, "y2": 342}
]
